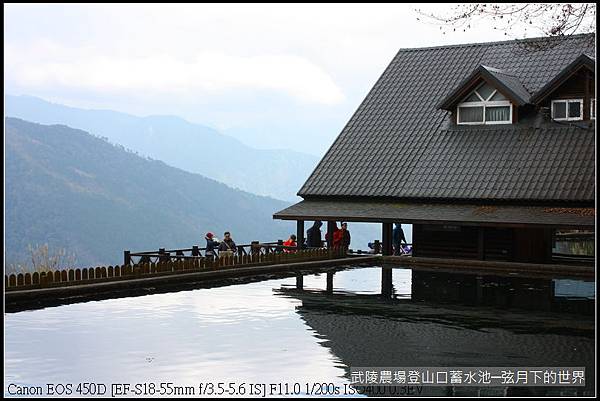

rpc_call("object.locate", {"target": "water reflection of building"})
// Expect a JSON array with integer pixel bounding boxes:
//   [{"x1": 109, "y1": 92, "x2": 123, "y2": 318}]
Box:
[
  {"x1": 278, "y1": 268, "x2": 595, "y2": 396},
  {"x1": 411, "y1": 270, "x2": 594, "y2": 315}
]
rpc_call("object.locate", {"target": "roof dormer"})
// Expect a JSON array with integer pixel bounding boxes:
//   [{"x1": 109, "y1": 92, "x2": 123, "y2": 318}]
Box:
[
  {"x1": 530, "y1": 54, "x2": 595, "y2": 122},
  {"x1": 530, "y1": 54, "x2": 595, "y2": 105},
  {"x1": 438, "y1": 65, "x2": 531, "y2": 125}
]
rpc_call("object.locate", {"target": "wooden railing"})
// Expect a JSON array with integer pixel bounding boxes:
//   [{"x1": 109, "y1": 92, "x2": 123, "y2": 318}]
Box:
[
  {"x1": 5, "y1": 246, "x2": 347, "y2": 291},
  {"x1": 125, "y1": 239, "x2": 414, "y2": 264},
  {"x1": 124, "y1": 240, "x2": 300, "y2": 265}
]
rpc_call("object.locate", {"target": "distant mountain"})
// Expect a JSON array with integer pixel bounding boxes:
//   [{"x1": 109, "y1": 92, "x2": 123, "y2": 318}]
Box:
[
  {"x1": 5, "y1": 117, "x2": 295, "y2": 269},
  {"x1": 5, "y1": 95, "x2": 319, "y2": 202}
]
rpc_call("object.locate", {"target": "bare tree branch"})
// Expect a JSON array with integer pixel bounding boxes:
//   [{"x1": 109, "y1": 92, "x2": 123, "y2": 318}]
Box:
[{"x1": 415, "y1": 3, "x2": 596, "y2": 38}]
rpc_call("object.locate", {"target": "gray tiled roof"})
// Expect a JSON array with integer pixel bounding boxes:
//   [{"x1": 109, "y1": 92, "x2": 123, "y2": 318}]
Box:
[{"x1": 299, "y1": 34, "x2": 595, "y2": 203}]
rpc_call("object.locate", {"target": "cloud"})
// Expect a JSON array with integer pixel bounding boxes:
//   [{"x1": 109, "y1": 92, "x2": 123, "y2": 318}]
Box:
[
  {"x1": 6, "y1": 42, "x2": 345, "y2": 105},
  {"x1": 4, "y1": 3, "x2": 542, "y2": 155}
]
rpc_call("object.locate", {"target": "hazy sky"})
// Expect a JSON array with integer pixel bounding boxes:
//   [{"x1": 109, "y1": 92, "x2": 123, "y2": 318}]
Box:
[{"x1": 3, "y1": 3, "x2": 562, "y2": 155}]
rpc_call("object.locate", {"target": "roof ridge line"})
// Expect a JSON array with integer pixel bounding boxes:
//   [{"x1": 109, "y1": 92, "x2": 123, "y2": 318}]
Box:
[
  {"x1": 480, "y1": 65, "x2": 518, "y2": 76},
  {"x1": 394, "y1": 32, "x2": 594, "y2": 53}
]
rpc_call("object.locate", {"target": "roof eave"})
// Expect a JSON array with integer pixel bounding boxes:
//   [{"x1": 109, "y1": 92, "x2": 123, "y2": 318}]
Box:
[{"x1": 273, "y1": 199, "x2": 595, "y2": 228}]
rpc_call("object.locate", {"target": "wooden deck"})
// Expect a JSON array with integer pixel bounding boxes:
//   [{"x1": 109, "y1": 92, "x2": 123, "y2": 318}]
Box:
[
  {"x1": 5, "y1": 256, "x2": 378, "y2": 312},
  {"x1": 383, "y1": 256, "x2": 595, "y2": 278},
  {"x1": 6, "y1": 251, "x2": 593, "y2": 312}
]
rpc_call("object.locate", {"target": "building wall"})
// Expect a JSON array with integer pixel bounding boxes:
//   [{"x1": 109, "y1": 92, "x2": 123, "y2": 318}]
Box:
[
  {"x1": 413, "y1": 224, "x2": 478, "y2": 259},
  {"x1": 513, "y1": 227, "x2": 553, "y2": 263},
  {"x1": 413, "y1": 224, "x2": 553, "y2": 263}
]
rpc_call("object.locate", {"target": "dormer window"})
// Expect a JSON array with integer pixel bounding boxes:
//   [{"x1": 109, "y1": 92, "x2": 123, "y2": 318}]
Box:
[
  {"x1": 551, "y1": 99, "x2": 583, "y2": 121},
  {"x1": 457, "y1": 83, "x2": 512, "y2": 125}
]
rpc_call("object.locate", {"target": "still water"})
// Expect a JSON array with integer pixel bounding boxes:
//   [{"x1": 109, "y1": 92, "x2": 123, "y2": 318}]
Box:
[{"x1": 4, "y1": 265, "x2": 595, "y2": 397}]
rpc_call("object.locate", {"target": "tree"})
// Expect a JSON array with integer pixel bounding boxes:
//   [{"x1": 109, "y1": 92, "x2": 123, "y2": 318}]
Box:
[
  {"x1": 415, "y1": 4, "x2": 596, "y2": 38},
  {"x1": 6, "y1": 243, "x2": 78, "y2": 274}
]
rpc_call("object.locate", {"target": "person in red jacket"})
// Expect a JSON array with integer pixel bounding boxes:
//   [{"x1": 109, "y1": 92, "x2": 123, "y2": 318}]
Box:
[
  {"x1": 283, "y1": 234, "x2": 297, "y2": 253},
  {"x1": 326, "y1": 223, "x2": 341, "y2": 248},
  {"x1": 333, "y1": 227, "x2": 343, "y2": 248}
]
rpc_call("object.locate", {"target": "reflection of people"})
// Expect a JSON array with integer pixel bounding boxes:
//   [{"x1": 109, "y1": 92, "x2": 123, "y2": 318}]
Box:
[
  {"x1": 306, "y1": 221, "x2": 323, "y2": 247},
  {"x1": 218, "y1": 231, "x2": 237, "y2": 257},
  {"x1": 283, "y1": 234, "x2": 297, "y2": 253},
  {"x1": 340, "y1": 222, "x2": 351, "y2": 248},
  {"x1": 393, "y1": 223, "x2": 407, "y2": 256}
]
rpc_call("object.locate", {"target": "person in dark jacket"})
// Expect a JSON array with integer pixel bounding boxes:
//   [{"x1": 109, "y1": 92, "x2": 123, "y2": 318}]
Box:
[
  {"x1": 205, "y1": 232, "x2": 220, "y2": 261},
  {"x1": 393, "y1": 223, "x2": 407, "y2": 256},
  {"x1": 306, "y1": 220, "x2": 323, "y2": 247},
  {"x1": 340, "y1": 222, "x2": 351, "y2": 248},
  {"x1": 218, "y1": 231, "x2": 237, "y2": 256}
]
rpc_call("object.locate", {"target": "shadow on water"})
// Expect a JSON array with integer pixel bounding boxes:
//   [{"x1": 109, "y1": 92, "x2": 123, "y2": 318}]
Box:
[{"x1": 275, "y1": 266, "x2": 595, "y2": 397}]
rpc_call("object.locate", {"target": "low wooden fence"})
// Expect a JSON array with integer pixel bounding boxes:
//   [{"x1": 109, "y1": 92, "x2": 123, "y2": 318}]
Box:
[{"x1": 5, "y1": 246, "x2": 346, "y2": 291}]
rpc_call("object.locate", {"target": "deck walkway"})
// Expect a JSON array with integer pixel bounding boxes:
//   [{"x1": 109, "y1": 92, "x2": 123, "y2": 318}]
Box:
[
  {"x1": 5, "y1": 256, "x2": 378, "y2": 312},
  {"x1": 6, "y1": 254, "x2": 593, "y2": 312},
  {"x1": 384, "y1": 256, "x2": 595, "y2": 278}
]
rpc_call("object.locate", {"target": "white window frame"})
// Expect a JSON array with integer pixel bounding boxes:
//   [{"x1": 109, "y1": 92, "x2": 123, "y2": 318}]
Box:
[
  {"x1": 457, "y1": 86, "x2": 512, "y2": 125},
  {"x1": 591, "y1": 98, "x2": 596, "y2": 120},
  {"x1": 551, "y1": 99, "x2": 584, "y2": 121}
]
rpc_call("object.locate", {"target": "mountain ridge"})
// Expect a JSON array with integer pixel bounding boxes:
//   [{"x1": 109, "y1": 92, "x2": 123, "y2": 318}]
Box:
[
  {"x1": 5, "y1": 117, "x2": 294, "y2": 269},
  {"x1": 5, "y1": 94, "x2": 319, "y2": 201}
]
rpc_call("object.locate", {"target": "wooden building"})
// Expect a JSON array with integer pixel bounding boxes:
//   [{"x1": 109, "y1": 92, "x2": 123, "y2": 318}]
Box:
[{"x1": 274, "y1": 34, "x2": 595, "y2": 264}]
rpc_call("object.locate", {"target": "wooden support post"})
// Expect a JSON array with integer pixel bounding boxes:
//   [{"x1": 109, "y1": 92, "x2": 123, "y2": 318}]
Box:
[
  {"x1": 544, "y1": 228, "x2": 554, "y2": 264},
  {"x1": 381, "y1": 267, "x2": 393, "y2": 298},
  {"x1": 583, "y1": 70, "x2": 590, "y2": 120},
  {"x1": 297, "y1": 220, "x2": 305, "y2": 250},
  {"x1": 326, "y1": 221, "x2": 336, "y2": 248},
  {"x1": 192, "y1": 246, "x2": 199, "y2": 257},
  {"x1": 476, "y1": 276, "x2": 484, "y2": 302},
  {"x1": 124, "y1": 250, "x2": 131, "y2": 266},
  {"x1": 373, "y1": 240, "x2": 381, "y2": 255},
  {"x1": 412, "y1": 225, "x2": 420, "y2": 257},
  {"x1": 277, "y1": 239, "x2": 284, "y2": 253},
  {"x1": 326, "y1": 271, "x2": 334, "y2": 293},
  {"x1": 382, "y1": 223, "x2": 393, "y2": 256},
  {"x1": 478, "y1": 227, "x2": 485, "y2": 260},
  {"x1": 296, "y1": 273, "x2": 303, "y2": 290}
]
